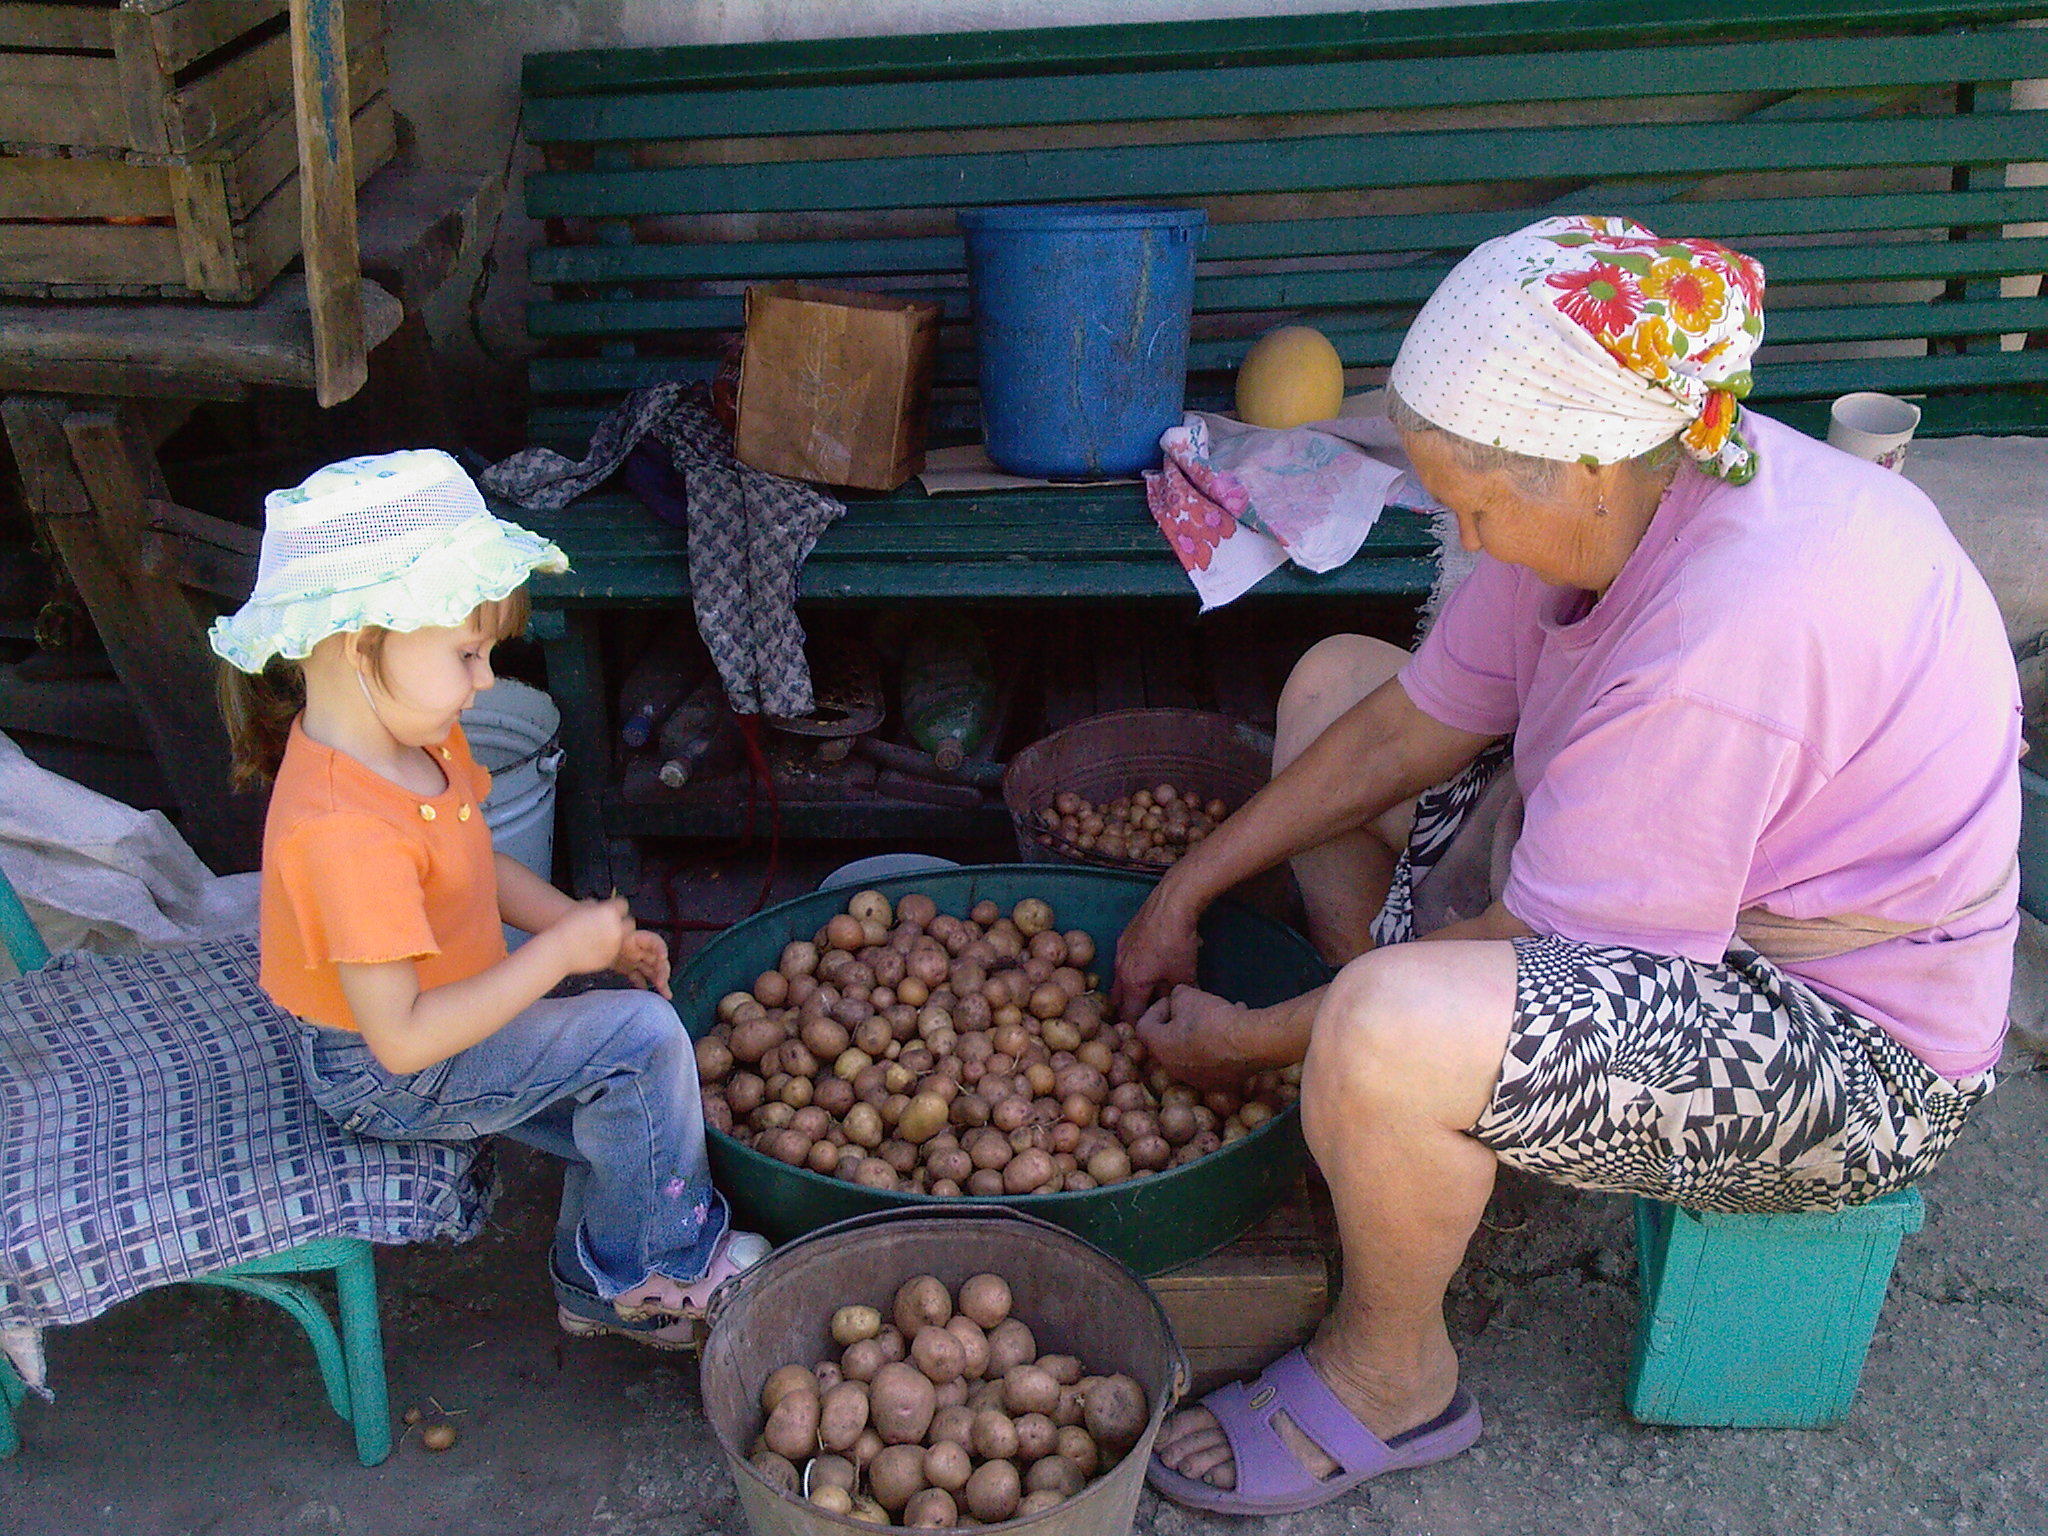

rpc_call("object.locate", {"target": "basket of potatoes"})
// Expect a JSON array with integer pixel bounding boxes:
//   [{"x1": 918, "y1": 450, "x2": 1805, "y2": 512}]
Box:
[
  {"x1": 701, "y1": 1207, "x2": 1186, "y2": 1535},
  {"x1": 1000, "y1": 709, "x2": 1273, "y2": 875},
  {"x1": 673, "y1": 865, "x2": 1331, "y2": 1277}
]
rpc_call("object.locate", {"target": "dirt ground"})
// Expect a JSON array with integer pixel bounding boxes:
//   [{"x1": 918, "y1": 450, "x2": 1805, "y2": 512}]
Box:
[{"x1": 3, "y1": 845, "x2": 2043, "y2": 1536}]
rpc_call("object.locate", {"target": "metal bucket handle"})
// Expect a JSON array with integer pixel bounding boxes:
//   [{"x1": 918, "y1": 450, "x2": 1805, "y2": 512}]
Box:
[{"x1": 706, "y1": 1205, "x2": 1193, "y2": 1409}]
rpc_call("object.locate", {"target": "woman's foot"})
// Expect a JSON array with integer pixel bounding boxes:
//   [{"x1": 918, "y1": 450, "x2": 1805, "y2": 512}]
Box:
[
  {"x1": 1151, "y1": 1338, "x2": 1458, "y2": 1493},
  {"x1": 557, "y1": 1306, "x2": 702, "y2": 1352},
  {"x1": 610, "y1": 1229, "x2": 771, "y2": 1323}
]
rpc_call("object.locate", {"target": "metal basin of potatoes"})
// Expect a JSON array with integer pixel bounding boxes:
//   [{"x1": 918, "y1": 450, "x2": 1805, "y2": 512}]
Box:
[{"x1": 674, "y1": 864, "x2": 1331, "y2": 1277}]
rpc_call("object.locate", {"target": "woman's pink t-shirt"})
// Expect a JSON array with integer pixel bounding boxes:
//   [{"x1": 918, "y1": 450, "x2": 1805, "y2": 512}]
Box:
[{"x1": 1401, "y1": 412, "x2": 2021, "y2": 1077}]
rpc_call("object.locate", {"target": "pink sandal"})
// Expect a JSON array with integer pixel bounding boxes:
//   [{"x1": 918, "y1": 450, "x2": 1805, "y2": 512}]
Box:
[{"x1": 610, "y1": 1229, "x2": 770, "y2": 1324}]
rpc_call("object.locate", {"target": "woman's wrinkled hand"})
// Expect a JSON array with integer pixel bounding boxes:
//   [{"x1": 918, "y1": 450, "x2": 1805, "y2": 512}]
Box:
[
  {"x1": 1110, "y1": 886, "x2": 1202, "y2": 1022},
  {"x1": 1135, "y1": 985, "x2": 1258, "y2": 1093}
]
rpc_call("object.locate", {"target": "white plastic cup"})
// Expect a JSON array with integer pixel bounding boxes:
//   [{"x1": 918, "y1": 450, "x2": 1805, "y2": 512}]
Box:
[{"x1": 1827, "y1": 392, "x2": 1922, "y2": 470}]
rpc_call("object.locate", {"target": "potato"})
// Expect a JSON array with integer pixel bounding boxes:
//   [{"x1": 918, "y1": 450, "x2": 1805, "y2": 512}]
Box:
[
  {"x1": 779, "y1": 940, "x2": 819, "y2": 978},
  {"x1": 748, "y1": 1449, "x2": 799, "y2": 1494},
  {"x1": 1037, "y1": 1353, "x2": 1084, "y2": 1387},
  {"x1": 1055, "y1": 1423, "x2": 1099, "y2": 1476},
  {"x1": 718, "y1": 990, "x2": 758, "y2": 1023},
  {"x1": 761, "y1": 1364, "x2": 818, "y2": 1415},
  {"x1": 929, "y1": 1402, "x2": 976, "y2": 1448},
  {"x1": 911, "y1": 1325, "x2": 966, "y2": 1385},
  {"x1": 967, "y1": 1380, "x2": 1007, "y2": 1414},
  {"x1": 695, "y1": 1036, "x2": 734, "y2": 1084},
  {"x1": 970, "y1": 1407, "x2": 1019, "y2": 1461},
  {"x1": 1084, "y1": 1373, "x2": 1149, "y2": 1455},
  {"x1": 1002, "y1": 1147, "x2": 1056, "y2": 1195},
  {"x1": 1018, "y1": 1488, "x2": 1068, "y2": 1517},
  {"x1": 870, "y1": 1361, "x2": 937, "y2": 1446},
  {"x1": 875, "y1": 1325, "x2": 908, "y2": 1364},
  {"x1": 806, "y1": 1485, "x2": 852, "y2": 1516},
  {"x1": 808, "y1": 1453, "x2": 857, "y2": 1493},
  {"x1": 819, "y1": 1381, "x2": 870, "y2": 1452},
  {"x1": 725, "y1": 1072, "x2": 766, "y2": 1115},
  {"x1": 1014, "y1": 1411, "x2": 1060, "y2": 1465},
  {"x1": 892, "y1": 1275, "x2": 953, "y2": 1337},
  {"x1": 958, "y1": 1273, "x2": 1012, "y2": 1330},
  {"x1": 1025, "y1": 1451, "x2": 1085, "y2": 1497},
  {"x1": 850, "y1": 1428, "x2": 884, "y2": 1468},
  {"x1": 931, "y1": 1376, "x2": 969, "y2": 1410},
  {"x1": 840, "y1": 1338, "x2": 886, "y2": 1383},
  {"x1": 764, "y1": 1388, "x2": 821, "y2": 1461},
  {"x1": 814, "y1": 1360, "x2": 844, "y2": 1394},
  {"x1": 1012, "y1": 898, "x2": 1055, "y2": 936},
  {"x1": 1003, "y1": 1364, "x2": 1061, "y2": 1418},
  {"x1": 729, "y1": 1015, "x2": 786, "y2": 1066},
  {"x1": 832, "y1": 1304, "x2": 883, "y2": 1348},
  {"x1": 964, "y1": 1457, "x2": 1022, "y2": 1523},
  {"x1": 847, "y1": 1493, "x2": 891, "y2": 1526},
  {"x1": 943, "y1": 1315, "x2": 990, "y2": 1380},
  {"x1": 902, "y1": 1487, "x2": 959, "y2": 1529},
  {"x1": 868, "y1": 1442, "x2": 928, "y2": 1512},
  {"x1": 896, "y1": 1091, "x2": 951, "y2": 1145},
  {"x1": 986, "y1": 1317, "x2": 1038, "y2": 1376},
  {"x1": 922, "y1": 1438, "x2": 973, "y2": 1492},
  {"x1": 826, "y1": 913, "x2": 866, "y2": 950}
]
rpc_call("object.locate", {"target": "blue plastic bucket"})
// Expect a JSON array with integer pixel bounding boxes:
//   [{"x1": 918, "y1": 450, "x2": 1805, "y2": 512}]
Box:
[{"x1": 959, "y1": 204, "x2": 1206, "y2": 478}]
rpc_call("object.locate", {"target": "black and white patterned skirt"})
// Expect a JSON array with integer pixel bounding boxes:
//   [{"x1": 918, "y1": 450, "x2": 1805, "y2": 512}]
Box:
[{"x1": 1373, "y1": 750, "x2": 1993, "y2": 1214}]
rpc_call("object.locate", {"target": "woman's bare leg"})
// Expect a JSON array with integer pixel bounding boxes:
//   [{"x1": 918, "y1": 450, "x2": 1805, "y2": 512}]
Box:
[
  {"x1": 1152, "y1": 939, "x2": 1514, "y2": 1491},
  {"x1": 1274, "y1": 635, "x2": 1416, "y2": 964}
]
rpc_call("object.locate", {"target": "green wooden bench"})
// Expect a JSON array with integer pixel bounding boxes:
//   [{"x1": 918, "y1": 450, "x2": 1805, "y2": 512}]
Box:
[{"x1": 509, "y1": 0, "x2": 2048, "y2": 890}]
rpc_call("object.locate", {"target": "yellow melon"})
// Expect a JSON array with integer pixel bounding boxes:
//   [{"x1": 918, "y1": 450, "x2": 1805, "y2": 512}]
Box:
[{"x1": 1234, "y1": 325, "x2": 1346, "y2": 429}]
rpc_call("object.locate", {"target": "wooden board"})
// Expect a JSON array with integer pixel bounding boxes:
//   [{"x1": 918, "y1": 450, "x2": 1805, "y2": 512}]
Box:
[
  {"x1": 0, "y1": 4, "x2": 116, "y2": 51},
  {"x1": 1147, "y1": 1174, "x2": 1335, "y2": 1396}
]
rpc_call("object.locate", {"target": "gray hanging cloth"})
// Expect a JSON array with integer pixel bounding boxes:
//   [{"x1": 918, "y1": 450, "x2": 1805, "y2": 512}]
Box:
[{"x1": 481, "y1": 383, "x2": 843, "y2": 717}]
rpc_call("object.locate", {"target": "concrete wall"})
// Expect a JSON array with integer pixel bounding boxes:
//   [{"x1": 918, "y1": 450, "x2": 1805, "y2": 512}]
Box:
[{"x1": 383, "y1": 0, "x2": 1484, "y2": 444}]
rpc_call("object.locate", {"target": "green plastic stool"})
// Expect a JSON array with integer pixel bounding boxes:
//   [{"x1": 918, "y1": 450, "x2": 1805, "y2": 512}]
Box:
[
  {"x1": 0, "y1": 1238, "x2": 393, "y2": 1467},
  {"x1": 0, "y1": 870, "x2": 393, "y2": 1466},
  {"x1": 1626, "y1": 1188, "x2": 1924, "y2": 1428}
]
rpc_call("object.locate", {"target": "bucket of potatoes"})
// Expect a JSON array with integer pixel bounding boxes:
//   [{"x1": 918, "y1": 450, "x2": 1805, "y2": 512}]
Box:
[
  {"x1": 673, "y1": 865, "x2": 1333, "y2": 1277},
  {"x1": 701, "y1": 1207, "x2": 1187, "y2": 1534}
]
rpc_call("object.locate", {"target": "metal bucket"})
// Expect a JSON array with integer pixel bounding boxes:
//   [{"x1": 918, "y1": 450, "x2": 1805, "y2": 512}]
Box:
[{"x1": 702, "y1": 1207, "x2": 1188, "y2": 1536}]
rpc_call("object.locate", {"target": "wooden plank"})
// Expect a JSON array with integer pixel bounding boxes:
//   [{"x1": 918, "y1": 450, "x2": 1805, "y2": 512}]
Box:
[
  {"x1": 226, "y1": 43, "x2": 388, "y2": 217},
  {"x1": 525, "y1": 112, "x2": 2048, "y2": 219},
  {"x1": 161, "y1": 13, "x2": 383, "y2": 156},
  {"x1": 0, "y1": 5, "x2": 116, "y2": 51},
  {"x1": 289, "y1": 0, "x2": 366, "y2": 405},
  {"x1": 1750, "y1": 345, "x2": 2048, "y2": 397},
  {"x1": 0, "y1": 275, "x2": 401, "y2": 388},
  {"x1": 526, "y1": 31, "x2": 2048, "y2": 143},
  {"x1": 110, "y1": 8, "x2": 171, "y2": 155},
  {"x1": 0, "y1": 223, "x2": 184, "y2": 288},
  {"x1": 521, "y1": 0, "x2": 2048, "y2": 96},
  {"x1": 0, "y1": 76, "x2": 128, "y2": 147},
  {"x1": 0, "y1": 358, "x2": 247, "y2": 399},
  {"x1": 0, "y1": 669, "x2": 142, "y2": 752},
  {"x1": 145, "y1": 0, "x2": 290, "y2": 77},
  {"x1": 527, "y1": 186, "x2": 2048, "y2": 287},
  {"x1": 166, "y1": 160, "x2": 239, "y2": 295},
  {"x1": 0, "y1": 157, "x2": 172, "y2": 220},
  {"x1": 221, "y1": 90, "x2": 395, "y2": 301}
]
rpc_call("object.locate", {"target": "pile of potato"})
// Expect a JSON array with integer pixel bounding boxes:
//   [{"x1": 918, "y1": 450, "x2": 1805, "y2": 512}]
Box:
[
  {"x1": 748, "y1": 1271, "x2": 1149, "y2": 1526},
  {"x1": 695, "y1": 889, "x2": 1299, "y2": 1195},
  {"x1": 1030, "y1": 783, "x2": 1231, "y2": 868}
]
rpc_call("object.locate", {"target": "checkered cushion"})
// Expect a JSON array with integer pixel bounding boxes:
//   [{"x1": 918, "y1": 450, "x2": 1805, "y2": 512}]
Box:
[{"x1": 0, "y1": 934, "x2": 489, "y2": 1329}]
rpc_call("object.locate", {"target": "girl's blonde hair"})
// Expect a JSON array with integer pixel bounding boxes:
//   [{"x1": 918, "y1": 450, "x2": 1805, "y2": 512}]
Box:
[{"x1": 217, "y1": 589, "x2": 531, "y2": 791}]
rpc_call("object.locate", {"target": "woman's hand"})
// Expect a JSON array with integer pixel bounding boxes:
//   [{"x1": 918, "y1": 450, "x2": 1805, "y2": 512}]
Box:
[
  {"x1": 615, "y1": 926, "x2": 673, "y2": 999},
  {"x1": 1135, "y1": 986, "x2": 1260, "y2": 1092},
  {"x1": 1110, "y1": 883, "x2": 1202, "y2": 1022}
]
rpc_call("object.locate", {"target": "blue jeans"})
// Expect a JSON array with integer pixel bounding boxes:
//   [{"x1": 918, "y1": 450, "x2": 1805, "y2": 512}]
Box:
[{"x1": 294, "y1": 986, "x2": 729, "y2": 1326}]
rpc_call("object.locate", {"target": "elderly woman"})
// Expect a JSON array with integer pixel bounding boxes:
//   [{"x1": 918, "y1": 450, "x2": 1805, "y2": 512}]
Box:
[{"x1": 1118, "y1": 216, "x2": 2022, "y2": 1517}]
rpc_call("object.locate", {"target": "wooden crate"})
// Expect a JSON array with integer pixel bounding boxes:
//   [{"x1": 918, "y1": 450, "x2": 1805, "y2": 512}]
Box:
[
  {"x1": 0, "y1": 2, "x2": 391, "y2": 301},
  {"x1": 0, "y1": 0, "x2": 384, "y2": 156},
  {"x1": 1147, "y1": 1174, "x2": 1337, "y2": 1397}
]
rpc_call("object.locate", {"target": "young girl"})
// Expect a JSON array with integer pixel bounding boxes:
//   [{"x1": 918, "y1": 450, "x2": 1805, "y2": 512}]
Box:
[{"x1": 210, "y1": 449, "x2": 764, "y2": 1348}]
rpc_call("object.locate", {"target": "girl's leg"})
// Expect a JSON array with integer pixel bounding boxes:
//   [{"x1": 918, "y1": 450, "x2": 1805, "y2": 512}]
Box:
[{"x1": 295, "y1": 990, "x2": 735, "y2": 1309}]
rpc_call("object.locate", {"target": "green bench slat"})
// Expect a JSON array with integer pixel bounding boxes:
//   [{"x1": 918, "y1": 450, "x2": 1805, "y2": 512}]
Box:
[
  {"x1": 526, "y1": 113, "x2": 2045, "y2": 220},
  {"x1": 528, "y1": 186, "x2": 2048, "y2": 288},
  {"x1": 1744, "y1": 346, "x2": 2048, "y2": 399},
  {"x1": 522, "y1": 0, "x2": 2048, "y2": 97},
  {"x1": 523, "y1": 32, "x2": 2048, "y2": 142}
]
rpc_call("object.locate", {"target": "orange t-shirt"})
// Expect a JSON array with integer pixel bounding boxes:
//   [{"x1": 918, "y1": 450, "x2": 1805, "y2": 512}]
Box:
[{"x1": 259, "y1": 718, "x2": 507, "y2": 1031}]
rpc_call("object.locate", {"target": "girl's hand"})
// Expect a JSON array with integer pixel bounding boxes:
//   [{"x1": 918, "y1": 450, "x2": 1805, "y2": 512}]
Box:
[
  {"x1": 615, "y1": 927, "x2": 672, "y2": 999},
  {"x1": 543, "y1": 895, "x2": 637, "y2": 977}
]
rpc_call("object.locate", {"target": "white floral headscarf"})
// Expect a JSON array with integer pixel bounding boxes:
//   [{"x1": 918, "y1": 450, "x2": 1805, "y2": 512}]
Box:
[{"x1": 1389, "y1": 215, "x2": 1766, "y2": 483}]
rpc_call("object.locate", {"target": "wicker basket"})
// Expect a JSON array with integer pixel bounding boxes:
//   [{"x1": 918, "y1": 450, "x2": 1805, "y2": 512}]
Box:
[{"x1": 1001, "y1": 708, "x2": 1275, "y2": 875}]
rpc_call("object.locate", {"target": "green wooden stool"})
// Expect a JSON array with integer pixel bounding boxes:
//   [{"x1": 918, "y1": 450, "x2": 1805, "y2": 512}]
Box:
[
  {"x1": 1626, "y1": 1189, "x2": 1925, "y2": 1428},
  {"x1": 0, "y1": 869, "x2": 394, "y2": 1466}
]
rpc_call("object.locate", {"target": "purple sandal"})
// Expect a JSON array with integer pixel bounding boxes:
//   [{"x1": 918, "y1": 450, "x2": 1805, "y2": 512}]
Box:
[{"x1": 1146, "y1": 1347, "x2": 1482, "y2": 1516}]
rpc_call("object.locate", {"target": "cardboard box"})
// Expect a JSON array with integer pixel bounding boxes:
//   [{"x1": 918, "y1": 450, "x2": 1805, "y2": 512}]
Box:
[{"x1": 735, "y1": 282, "x2": 941, "y2": 492}]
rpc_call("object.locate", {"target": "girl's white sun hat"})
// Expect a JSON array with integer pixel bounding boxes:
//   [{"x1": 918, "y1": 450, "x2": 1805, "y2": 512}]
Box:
[{"x1": 208, "y1": 448, "x2": 569, "y2": 674}]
